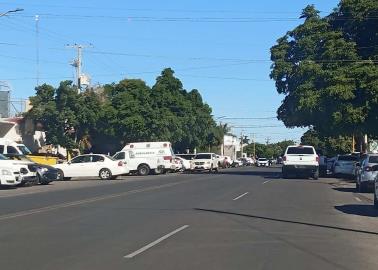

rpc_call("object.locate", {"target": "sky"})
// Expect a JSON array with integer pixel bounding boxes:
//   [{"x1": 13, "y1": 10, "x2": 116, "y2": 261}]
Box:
[{"x1": 0, "y1": 0, "x2": 340, "y2": 143}]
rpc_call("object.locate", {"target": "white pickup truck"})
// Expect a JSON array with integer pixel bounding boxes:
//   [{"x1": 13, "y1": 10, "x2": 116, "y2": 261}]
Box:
[{"x1": 282, "y1": 145, "x2": 319, "y2": 179}]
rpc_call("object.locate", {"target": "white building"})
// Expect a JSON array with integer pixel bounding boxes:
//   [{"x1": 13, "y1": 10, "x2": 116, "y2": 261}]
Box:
[{"x1": 222, "y1": 134, "x2": 240, "y2": 160}]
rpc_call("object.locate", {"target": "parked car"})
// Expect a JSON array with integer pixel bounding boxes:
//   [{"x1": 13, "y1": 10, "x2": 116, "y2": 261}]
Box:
[
  {"x1": 5, "y1": 154, "x2": 58, "y2": 185},
  {"x1": 113, "y1": 141, "x2": 174, "y2": 175},
  {"x1": 256, "y1": 158, "x2": 269, "y2": 167},
  {"x1": 282, "y1": 145, "x2": 319, "y2": 179},
  {"x1": 172, "y1": 157, "x2": 184, "y2": 171},
  {"x1": 355, "y1": 154, "x2": 378, "y2": 192},
  {"x1": 173, "y1": 156, "x2": 191, "y2": 171},
  {"x1": 191, "y1": 153, "x2": 219, "y2": 172},
  {"x1": 0, "y1": 153, "x2": 37, "y2": 186},
  {"x1": 0, "y1": 165, "x2": 21, "y2": 187},
  {"x1": 332, "y1": 155, "x2": 358, "y2": 178},
  {"x1": 54, "y1": 154, "x2": 128, "y2": 180},
  {"x1": 232, "y1": 159, "x2": 243, "y2": 167}
]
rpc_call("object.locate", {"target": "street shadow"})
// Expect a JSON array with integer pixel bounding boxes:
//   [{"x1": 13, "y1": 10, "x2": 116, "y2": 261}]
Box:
[
  {"x1": 334, "y1": 204, "x2": 378, "y2": 217},
  {"x1": 220, "y1": 170, "x2": 278, "y2": 178},
  {"x1": 332, "y1": 187, "x2": 356, "y2": 193}
]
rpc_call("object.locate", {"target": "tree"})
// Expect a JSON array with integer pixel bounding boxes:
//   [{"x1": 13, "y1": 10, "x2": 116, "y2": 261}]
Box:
[
  {"x1": 301, "y1": 129, "x2": 352, "y2": 156},
  {"x1": 26, "y1": 68, "x2": 221, "y2": 155},
  {"x1": 270, "y1": 2, "x2": 378, "y2": 144}
]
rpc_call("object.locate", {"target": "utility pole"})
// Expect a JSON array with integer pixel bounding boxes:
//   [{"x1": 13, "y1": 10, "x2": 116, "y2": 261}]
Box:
[
  {"x1": 67, "y1": 44, "x2": 92, "y2": 93},
  {"x1": 35, "y1": 15, "x2": 40, "y2": 86},
  {"x1": 240, "y1": 130, "x2": 243, "y2": 158}
]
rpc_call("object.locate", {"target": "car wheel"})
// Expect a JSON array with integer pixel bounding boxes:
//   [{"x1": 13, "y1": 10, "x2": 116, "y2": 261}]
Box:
[
  {"x1": 312, "y1": 170, "x2": 319, "y2": 180},
  {"x1": 56, "y1": 169, "x2": 64, "y2": 181},
  {"x1": 137, "y1": 164, "x2": 150, "y2": 176},
  {"x1": 99, "y1": 168, "x2": 112, "y2": 180},
  {"x1": 153, "y1": 167, "x2": 163, "y2": 175},
  {"x1": 38, "y1": 174, "x2": 49, "y2": 185}
]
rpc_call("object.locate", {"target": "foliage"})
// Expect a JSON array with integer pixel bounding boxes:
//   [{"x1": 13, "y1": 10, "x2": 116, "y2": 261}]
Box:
[
  {"x1": 270, "y1": 1, "x2": 378, "y2": 139},
  {"x1": 244, "y1": 140, "x2": 295, "y2": 158},
  {"x1": 301, "y1": 129, "x2": 352, "y2": 156},
  {"x1": 26, "y1": 69, "x2": 222, "y2": 154}
]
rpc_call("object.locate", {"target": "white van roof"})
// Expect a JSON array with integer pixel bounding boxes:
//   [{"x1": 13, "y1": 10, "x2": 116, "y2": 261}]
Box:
[
  {"x1": 122, "y1": 141, "x2": 172, "y2": 150},
  {"x1": 0, "y1": 138, "x2": 20, "y2": 145}
]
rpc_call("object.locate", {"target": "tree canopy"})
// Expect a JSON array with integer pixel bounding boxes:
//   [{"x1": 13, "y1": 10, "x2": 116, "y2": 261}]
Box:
[
  {"x1": 26, "y1": 68, "x2": 223, "y2": 154},
  {"x1": 270, "y1": 1, "x2": 378, "y2": 142}
]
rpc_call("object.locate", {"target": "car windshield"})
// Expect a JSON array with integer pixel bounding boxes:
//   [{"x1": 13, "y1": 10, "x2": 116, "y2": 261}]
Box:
[
  {"x1": 0, "y1": 153, "x2": 9, "y2": 160},
  {"x1": 194, "y1": 154, "x2": 211, "y2": 159},
  {"x1": 338, "y1": 155, "x2": 358, "y2": 161},
  {"x1": 287, "y1": 147, "x2": 314, "y2": 155},
  {"x1": 368, "y1": 156, "x2": 378, "y2": 163},
  {"x1": 18, "y1": 145, "x2": 32, "y2": 155}
]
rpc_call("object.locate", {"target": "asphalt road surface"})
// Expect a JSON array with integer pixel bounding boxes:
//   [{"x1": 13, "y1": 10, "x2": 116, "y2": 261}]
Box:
[{"x1": 1, "y1": 166, "x2": 378, "y2": 270}]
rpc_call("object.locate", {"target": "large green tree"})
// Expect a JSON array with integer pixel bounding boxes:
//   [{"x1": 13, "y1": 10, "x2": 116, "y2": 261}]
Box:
[{"x1": 270, "y1": 2, "x2": 378, "y2": 144}]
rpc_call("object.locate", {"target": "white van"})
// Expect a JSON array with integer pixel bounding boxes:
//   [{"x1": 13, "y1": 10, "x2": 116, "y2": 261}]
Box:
[
  {"x1": 0, "y1": 138, "x2": 32, "y2": 155},
  {"x1": 113, "y1": 142, "x2": 175, "y2": 176}
]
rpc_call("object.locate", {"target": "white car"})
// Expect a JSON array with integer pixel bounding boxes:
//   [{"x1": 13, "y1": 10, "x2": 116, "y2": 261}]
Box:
[
  {"x1": 0, "y1": 153, "x2": 35, "y2": 185},
  {"x1": 54, "y1": 154, "x2": 129, "y2": 180},
  {"x1": 282, "y1": 145, "x2": 319, "y2": 179},
  {"x1": 192, "y1": 153, "x2": 219, "y2": 172},
  {"x1": 256, "y1": 158, "x2": 269, "y2": 167},
  {"x1": 356, "y1": 154, "x2": 378, "y2": 192},
  {"x1": 332, "y1": 155, "x2": 358, "y2": 178},
  {"x1": 0, "y1": 165, "x2": 21, "y2": 186},
  {"x1": 174, "y1": 156, "x2": 190, "y2": 171}
]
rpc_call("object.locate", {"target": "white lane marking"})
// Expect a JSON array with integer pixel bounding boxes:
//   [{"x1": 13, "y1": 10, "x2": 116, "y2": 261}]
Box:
[
  {"x1": 124, "y1": 225, "x2": 189, "y2": 258},
  {"x1": 262, "y1": 180, "x2": 271, "y2": 184},
  {"x1": 0, "y1": 181, "x2": 189, "y2": 221},
  {"x1": 233, "y1": 192, "x2": 249, "y2": 201},
  {"x1": 355, "y1": 197, "x2": 362, "y2": 202}
]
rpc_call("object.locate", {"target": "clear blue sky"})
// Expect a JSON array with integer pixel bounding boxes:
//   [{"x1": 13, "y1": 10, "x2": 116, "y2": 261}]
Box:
[{"x1": 0, "y1": 0, "x2": 339, "y2": 143}]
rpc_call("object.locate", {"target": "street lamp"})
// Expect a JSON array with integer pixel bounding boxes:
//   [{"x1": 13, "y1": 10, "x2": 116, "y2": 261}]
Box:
[{"x1": 0, "y1": 8, "x2": 24, "y2": 17}]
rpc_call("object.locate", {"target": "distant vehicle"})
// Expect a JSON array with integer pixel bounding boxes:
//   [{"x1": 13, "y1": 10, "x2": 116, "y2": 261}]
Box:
[
  {"x1": 256, "y1": 158, "x2": 269, "y2": 167},
  {"x1": 332, "y1": 155, "x2": 358, "y2": 178},
  {"x1": 355, "y1": 154, "x2": 378, "y2": 192},
  {"x1": 232, "y1": 159, "x2": 243, "y2": 167},
  {"x1": 113, "y1": 141, "x2": 174, "y2": 175},
  {"x1": 282, "y1": 145, "x2": 319, "y2": 179},
  {"x1": 172, "y1": 156, "x2": 187, "y2": 171},
  {"x1": 0, "y1": 165, "x2": 21, "y2": 186},
  {"x1": 192, "y1": 153, "x2": 219, "y2": 172},
  {"x1": 5, "y1": 154, "x2": 58, "y2": 185},
  {"x1": 172, "y1": 157, "x2": 184, "y2": 171},
  {"x1": 54, "y1": 154, "x2": 128, "y2": 180}
]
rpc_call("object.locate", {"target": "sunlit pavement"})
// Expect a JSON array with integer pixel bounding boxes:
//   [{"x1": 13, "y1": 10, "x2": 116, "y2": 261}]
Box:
[{"x1": 0, "y1": 166, "x2": 377, "y2": 270}]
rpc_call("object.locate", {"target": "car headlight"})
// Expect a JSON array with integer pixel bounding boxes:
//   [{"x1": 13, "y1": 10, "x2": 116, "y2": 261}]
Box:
[
  {"x1": 206, "y1": 161, "x2": 211, "y2": 164},
  {"x1": 1, "y1": 169, "x2": 12, "y2": 176},
  {"x1": 40, "y1": 167, "x2": 48, "y2": 173}
]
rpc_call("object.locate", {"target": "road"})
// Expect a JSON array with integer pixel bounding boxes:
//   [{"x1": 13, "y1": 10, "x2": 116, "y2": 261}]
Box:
[{"x1": 1, "y1": 166, "x2": 378, "y2": 270}]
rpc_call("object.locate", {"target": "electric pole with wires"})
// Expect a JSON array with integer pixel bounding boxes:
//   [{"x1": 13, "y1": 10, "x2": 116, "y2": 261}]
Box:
[{"x1": 66, "y1": 43, "x2": 92, "y2": 93}]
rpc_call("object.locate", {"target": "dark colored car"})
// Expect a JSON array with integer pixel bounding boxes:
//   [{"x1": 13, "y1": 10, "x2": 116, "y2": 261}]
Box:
[{"x1": 4, "y1": 154, "x2": 58, "y2": 185}]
